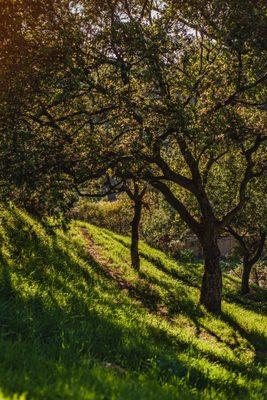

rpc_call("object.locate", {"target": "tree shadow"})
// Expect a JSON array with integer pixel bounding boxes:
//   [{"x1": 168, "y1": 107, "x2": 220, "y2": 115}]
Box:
[
  {"x1": 103, "y1": 229, "x2": 267, "y2": 320},
  {"x1": 82, "y1": 229, "x2": 267, "y2": 372},
  {"x1": 92, "y1": 228, "x2": 267, "y2": 368},
  {"x1": 81, "y1": 228, "x2": 202, "y2": 320},
  {"x1": 103, "y1": 231, "x2": 202, "y2": 289},
  {"x1": 220, "y1": 311, "x2": 267, "y2": 358},
  {"x1": 0, "y1": 214, "x2": 266, "y2": 399},
  {"x1": 223, "y1": 290, "x2": 267, "y2": 317},
  {"x1": 138, "y1": 269, "x2": 203, "y2": 320},
  {"x1": 0, "y1": 256, "x2": 259, "y2": 400}
]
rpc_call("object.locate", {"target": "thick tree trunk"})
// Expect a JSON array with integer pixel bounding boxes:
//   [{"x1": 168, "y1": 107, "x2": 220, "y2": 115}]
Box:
[
  {"x1": 131, "y1": 200, "x2": 142, "y2": 271},
  {"x1": 241, "y1": 258, "x2": 252, "y2": 294},
  {"x1": 200, "y1": 237, "x2": 222, "y2": 314}
]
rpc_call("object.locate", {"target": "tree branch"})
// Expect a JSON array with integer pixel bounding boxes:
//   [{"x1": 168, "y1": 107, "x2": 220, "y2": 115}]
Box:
[
  {"x1": 154, "y1": 154, "x2": 195, "y2": 192},
  {"x1": 149, "y1": 178, "x2": 202, "y2": 235},
  {"x1": 202, "y1": 151, "x2": 227, "y2": 186},
  {"x1": 227, "y1": 226, "x2": 248, "y2": 252},
  {"x1": 219, "y1": 135, "x2": 266, "y2": 228},
  {"x1": 250, "y1": 232, "x2": 266, "y2": 265},
  {"x1": 209, "y1": 72, "x2": 267, "y2": 114}
]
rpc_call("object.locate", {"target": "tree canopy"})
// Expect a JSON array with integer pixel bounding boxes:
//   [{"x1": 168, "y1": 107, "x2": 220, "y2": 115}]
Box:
[{"x1": 0, "y1": 0, "x2": 266, "y2": 312}]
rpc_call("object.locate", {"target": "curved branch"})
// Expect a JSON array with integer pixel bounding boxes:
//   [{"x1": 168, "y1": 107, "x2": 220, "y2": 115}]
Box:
[
  {"x1": 250, "y1": 232, "x2": 266, "y2": 265},
  {"x1": 149, "y1": 178, "x2": 202, "y2": 236},
  {"x1": 219, "y1": 135, "x2": 266, "y2": 228}
]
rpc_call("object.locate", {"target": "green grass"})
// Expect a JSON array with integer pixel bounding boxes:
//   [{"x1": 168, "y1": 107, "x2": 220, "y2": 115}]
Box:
[{"x1": 0, "y1": 205, "x2": 266, "y2": 400}]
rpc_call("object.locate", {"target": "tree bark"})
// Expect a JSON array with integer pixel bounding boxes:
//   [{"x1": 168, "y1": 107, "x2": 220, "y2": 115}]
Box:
[
  {"x1": 150, "y1": 180, "x2": 223, "y2": 313},
  {"x1": 241, "y1": 258, "x2": 252, "y2": 294},
  {"x1": 131, "y1": 199, "x2": 142, "y2": 271},
  {"x1": 240, "y1": 233, "x2": 265, "y2": 294},
  {"x1": 200, "y1": 236, "x2": 222, "y2": 314},
  {"x1": 253, "y1": 267, "x2": 260, "y2": 287}
]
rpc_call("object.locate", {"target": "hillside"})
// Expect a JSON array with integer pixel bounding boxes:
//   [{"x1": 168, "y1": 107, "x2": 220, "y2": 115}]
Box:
[{"x1": 0, "y1": 205, "x2": 266, "y2": 400}]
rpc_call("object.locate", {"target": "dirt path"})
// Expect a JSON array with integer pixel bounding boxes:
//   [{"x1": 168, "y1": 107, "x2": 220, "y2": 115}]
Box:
[
  {"x1": 80, "y1": 227, "x2": 137, "y2": 291},
  {"x1": 80, "y1": 227, "x2": 168, "y2": 316}
]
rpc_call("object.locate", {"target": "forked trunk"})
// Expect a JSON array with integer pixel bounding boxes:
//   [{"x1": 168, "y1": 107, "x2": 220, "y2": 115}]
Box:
[
  {"x1": 131, "y1": 200, "x2": 142, "y2": 271},
  {"x1": 200, "y1": 237, "x2": 222, "y2": 314}
]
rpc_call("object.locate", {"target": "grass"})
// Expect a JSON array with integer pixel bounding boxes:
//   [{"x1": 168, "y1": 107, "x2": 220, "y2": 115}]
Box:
[{"x1": 0, "y1": 204, "x2": 266, "y2": 400}]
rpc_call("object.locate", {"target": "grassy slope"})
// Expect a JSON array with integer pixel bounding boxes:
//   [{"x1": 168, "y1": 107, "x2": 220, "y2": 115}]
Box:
[{"x1": 0, "y1": 205, "x2": 266, "y2": 400}]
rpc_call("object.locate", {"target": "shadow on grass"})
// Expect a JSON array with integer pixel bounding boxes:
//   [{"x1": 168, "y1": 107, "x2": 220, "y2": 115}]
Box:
[
  {"x1": 103, "y1": 231, "x2": 202, "y2": 289},
  {"x1": 104, "y1": 229, "x2": 267, "y2": 319},
  {"x1": 91, "y1": 228, "x2": 267, "y2": 360},
  {"x1": 83, "y1": 228, "x2": 267, "y2": 369},
  {"x1": 0, "y1": 214, "x2": 266, "y2": 399},
  {"x1": 220, "y1": 311, "x2": 267, "y2": 360},
  {"x1": 224, "y1": 289, "x2": 267, "y2": 317},
  {"x1": 0, "y1": 256, "x2": 261, "y2": 400}
]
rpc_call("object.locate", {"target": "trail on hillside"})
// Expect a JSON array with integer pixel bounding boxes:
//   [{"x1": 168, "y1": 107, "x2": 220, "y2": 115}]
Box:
[{"x1": 80, "y1": 227, "x2": 169, "y2": 317}]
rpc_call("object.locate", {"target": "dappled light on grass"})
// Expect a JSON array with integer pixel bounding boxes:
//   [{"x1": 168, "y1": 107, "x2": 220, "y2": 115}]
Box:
[{"x1": 0, "y1": 207, "x2": 266, "y2": 399}]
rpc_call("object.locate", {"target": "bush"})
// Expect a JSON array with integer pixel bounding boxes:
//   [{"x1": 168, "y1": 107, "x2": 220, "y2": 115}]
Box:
[
  {"x1": 71, "y1": 191, "x2": 188, "y2": 257},
  {"x1": 71, "y1": 196, "x2": 132, "y2": 235}
]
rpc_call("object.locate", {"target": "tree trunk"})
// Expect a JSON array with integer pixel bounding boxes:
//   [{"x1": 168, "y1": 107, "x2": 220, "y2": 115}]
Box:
[
  {"x1": 253, "y1": 267, "x2": 260, "y2": 287},
  {"x1": 241, "y1": 258, "x2": 252, "y2": 294},
  {"x1": 131, "y1": 199, "x2": 142, "y2": 271},
  {"x1": 200, "y1": 237, "x2": 222, "y2": 314}
]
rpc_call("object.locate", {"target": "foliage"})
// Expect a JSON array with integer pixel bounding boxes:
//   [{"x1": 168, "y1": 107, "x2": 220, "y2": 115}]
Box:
[
  {"x1": 0, "y1": 0, "x2": 266, "y2": 312},
  {"x1": 71, "y1": 196, "x2": 132, "y2": 235},
  {"x1": 1, "y1": 1, "x2": 265, "y2": 221},
  {"x1": 72, "y1": 191, "x2": 188, "y2": 255},
  {"x1": 228, "y1": 177, "x2": 267, "y2": 253},
  {"x1": 141, "y1": 191, "x2": 187, "y2": 254}
]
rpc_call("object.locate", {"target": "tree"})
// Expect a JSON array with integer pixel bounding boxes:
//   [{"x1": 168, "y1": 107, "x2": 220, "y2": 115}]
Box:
[
  {"x1": 1, "y1": 1, "x2": 266, "y2": 313},
  {"x1": 227, "y1": 178, "x2": 267, "y2": 294},
  {"x1": 75, "y1": 0, "x2": 266, "y2": 313},
  {"x1": 230, "y1": 228, "x2": 266, "y2": 294},
  {"x1": 124, "y1": 181, "x2": 147, "y2": 271},
  {"x1": 74, "y1": 174, "x2": 147, "y2": 271}
]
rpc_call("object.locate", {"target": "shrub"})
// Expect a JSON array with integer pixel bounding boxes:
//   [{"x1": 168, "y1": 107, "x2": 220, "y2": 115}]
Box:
[{"x1": 71, "y1": 196, "x2": 132, "y2": 235}]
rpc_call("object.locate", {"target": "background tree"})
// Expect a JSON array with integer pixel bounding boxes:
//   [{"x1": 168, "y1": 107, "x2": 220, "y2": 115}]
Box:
[
  {"x1": 74, "y1": 173, "x2": 147, "y2": 271},
  {"x1": 227, "y1": 178, "x2": 267, "y2": 294},
  {"x1": 124, "y1": 181, "x2": 147, "y2": 271}
]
